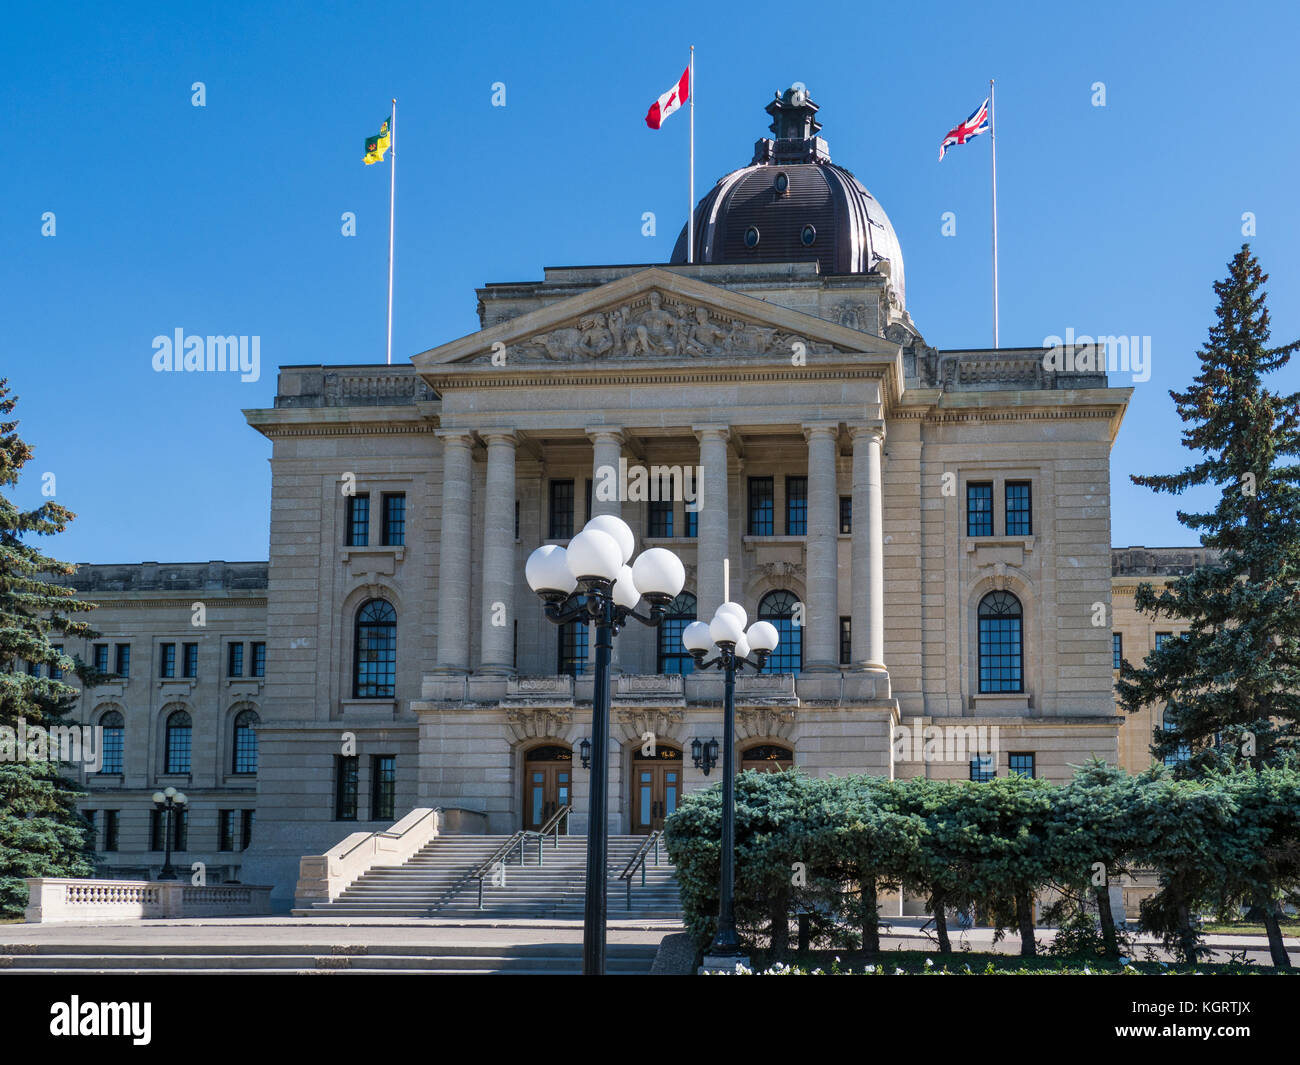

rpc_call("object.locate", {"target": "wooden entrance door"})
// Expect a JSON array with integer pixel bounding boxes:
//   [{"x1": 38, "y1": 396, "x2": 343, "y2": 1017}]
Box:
[
  {"x1": 523, "y1": 745, "x2": 572, "y2": 831},
  {"x1": 631, "y1": 746, "x2": 682, "y2": 834}
]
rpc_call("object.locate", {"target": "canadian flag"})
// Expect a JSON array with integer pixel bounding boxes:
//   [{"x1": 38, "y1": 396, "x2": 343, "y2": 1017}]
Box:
[{"x1": 645, "y1": 66, "x2": 690, "y2": 129}]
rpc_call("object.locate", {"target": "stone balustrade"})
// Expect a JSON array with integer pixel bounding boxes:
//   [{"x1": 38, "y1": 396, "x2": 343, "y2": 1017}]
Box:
[{"x1": 24, "y1": 878, "x2": 272, "y2": 923}]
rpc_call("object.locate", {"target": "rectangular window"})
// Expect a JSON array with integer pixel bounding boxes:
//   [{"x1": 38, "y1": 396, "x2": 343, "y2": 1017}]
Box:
[
  {"x1": 1005, "y1": 481, "x2": 1032, "y2": 536},
  {"x1": 381, "y1": 492, "x2": 406, "y2": 546},
  {"x1": 150, "y1": 810, "x2": 165, "y2": 851},
  {"x1": 548, "y1": 479, "x2": 575, "y2": 539},
  {"x1": 346, "y1": 493, "x2": 370, "y2": 546},
  {"x1": 372, "y1": 755, "x2": 396, "y2": 822},
  {"x1": 967, "y1": 482, "x2": 994, "y2": 537},
  {"x1": 93, "y1": 643, "x2": 109, "y2": 674},
  {"x1": 251, "y1": 641, "x2": 266, "y2": 677},
  {"x1": 151, "y1": 809, "x2": 187, "y2": 851},
  {"x1": 839, "y1": 496, "x2": 852, "y2": 534},
  {"x1": 103, "y1": 810, "x2": 119, "y2": 852},
  {"x1": 159, "y1": 643, "x2": 176, "y2": 679},
  {"x1": 219, "y1": 810, "x2": 236, "y2": 852},
  {"x1": 228, "y1": 642, "x2": 244, "y2": 677},
  {"x1": 839, "y1": 617, "x2": 852, "y2": 666},
  {"x1": 25, "y1": 659, "x2": 40, "y2": 677},
  {"x1": 969, "y1": 755, "x2": 996, "y2": 783},
  {"x1": 685, "y1": 507, "x2": 698, "y2": 538},
  {"x1": 241, "y1": 809, "x2": 255, "y2": 850},
  {"x1": 557, "y1": 620, "x2": 588, "y2": 677},
  {"x1": 50, "y1": 644, "x2": 63, "y2": 680},
  {"x1": 1112, "y1": 633, "x2": 1122, "y2": 670},
  {"x1": 1009, "y1": 752, "x2": 1036, "y2": 779},
  {"x1": 174, "y1": 808, "x2": 188, "y2": 852},
  {"x1": 1155, "y1": 631, "x2": 1172, "y2": 651},
  {"x1": 335, "y1": 756, "x2": 359, "y2": 821},
  {"x1": 182, "y1": 642, "x2": 198, "y2": 678},
  {"x1": 114, "y1": 643, "x2": 130, "y2": 678},
  {"x1": 647, "y1": 498, "x2": 673, "y2": 538},
  {"x1": 786, "y1": 476, "x2": 808, "y2": 535},
  {"x1": 100, "y1": 718, "x2": 124, "y2": 774},
  {"x1": 748, "y1": 477, "x2": 775, "y2": 536},
  {"x1": 83, "y1": 809, "x2": 96, "y2": 848}
]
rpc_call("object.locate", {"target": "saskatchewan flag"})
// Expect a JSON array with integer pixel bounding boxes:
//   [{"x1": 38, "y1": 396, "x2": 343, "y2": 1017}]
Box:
[{"x1": 364, "y1": 116, "x2": 391, "y2": 164}]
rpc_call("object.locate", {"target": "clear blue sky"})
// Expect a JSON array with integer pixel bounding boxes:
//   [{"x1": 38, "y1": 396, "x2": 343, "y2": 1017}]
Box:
[{"x1": 3, "y1": 0, "x2": 1297, "y2": 563}]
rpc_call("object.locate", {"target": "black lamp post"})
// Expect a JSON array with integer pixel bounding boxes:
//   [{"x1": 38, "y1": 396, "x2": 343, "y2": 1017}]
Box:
[
  {"x1": 683, "y1": 604, "x2": 779, "y2": 960},
  {"x1": 526, "y1": 514, "x2": 686, "y2": 975},
  {"x1": 151, "y1": 786, "x2": 188, "y2": 881}
]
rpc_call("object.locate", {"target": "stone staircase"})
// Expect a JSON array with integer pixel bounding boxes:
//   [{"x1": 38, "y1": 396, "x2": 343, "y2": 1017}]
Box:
[
  {"x1": 0, "y1": 941, "x2": 660, "y2": 975},
  {"x1": 293, "y1": 834, "x2": 681, "y2": 919}
]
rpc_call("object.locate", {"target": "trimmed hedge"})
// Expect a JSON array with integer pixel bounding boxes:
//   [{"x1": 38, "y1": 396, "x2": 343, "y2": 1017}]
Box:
[{"x1": 662, "y1": 762, "x2": 1300, "y2": 967}]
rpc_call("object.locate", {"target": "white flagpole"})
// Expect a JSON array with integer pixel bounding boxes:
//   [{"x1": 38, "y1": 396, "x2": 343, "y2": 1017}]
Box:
[
  {"x1": 687, "y1": 46, "x2": 695, "y2": 264},
  {"x1": 386, "y1": 98, "x2": 397, "y2": 365},
  {"x1": 990, "y1": 79, "x2": 999, "y2": 349}
]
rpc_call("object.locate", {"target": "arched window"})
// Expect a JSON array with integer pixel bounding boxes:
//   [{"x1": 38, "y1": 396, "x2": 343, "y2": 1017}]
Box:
[
  {"x1": 232, "y1": 708, "x2": 260, "y2": 774},
  {"x1": 1162, "y1": 707, "x2": 1190, "y2": 768},
  {"x1": 98, "y1": 710, "x2": 124, "y2": 774},
  {"x1": 165, "y1": 710, "x2": 192, "y2": 774},
  {"x1": 759, "y1": 590, "x2": 803, "y2": 674},
  {"x1": 978, "y1": 590, "x2": 1023, "y2": 693},
  {"x1": 741, "y1": 744, "x2": 794, "y2": 772},
  {"x1": 658, "y1": 592, "x2": 697, "y2": 676},
  {"x1": 354, "y1": 599, "x2": 397, "y2": 698}
]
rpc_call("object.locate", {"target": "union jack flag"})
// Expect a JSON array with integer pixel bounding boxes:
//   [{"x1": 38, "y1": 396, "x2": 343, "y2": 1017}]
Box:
[{"x1": 939, "y1": 97, "x2": 990, "y2": 161}]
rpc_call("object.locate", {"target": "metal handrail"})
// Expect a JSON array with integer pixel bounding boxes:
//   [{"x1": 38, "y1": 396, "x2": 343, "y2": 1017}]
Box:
[
  {"x1": 618, "y1": 831, "x2": 663, "y2": 911},
  {"x1": 472, "y1": 806, "x2": 574, "y2": 909},
  {"x1": 337, "y1": 806, "x2": 441, "y2": 862},
  {"x1": 537, "y1": 804, "x2": 572, "y2": 849}
]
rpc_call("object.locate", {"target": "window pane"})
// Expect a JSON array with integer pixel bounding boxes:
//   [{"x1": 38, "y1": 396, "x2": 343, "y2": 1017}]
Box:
[
  {"x1": 159, "y1": 643, "x2": 176, "y2": 678},
  {"x1": 970, "y1": 755, "x2": 995, "y2": 782},
  {"x1": 251, "y1": 641, "x2": 266, "y2": 677},
  {"x1": 228, "y1": 642, "x2": 244, "y2": 677},
  {"x1": 1009, "y1": 752, "x2": 1035, "y2": 778},
  {"x1": 165, "y1": 712, "x2": 192, "y2": 773},
  {"x1": 978, "y1": 591, "x2": 1023, "y2": 693},
  {"x1": 233, "y1": 709, "x2": 259, "y2": 773},
  {"x1": 685, "y1": 507, "x2": 698, "y2": 538},
  {"x1": 558, "y1": 619, "x2": 588, "y2": 677},
  {"x1": 967, "y1": 483, "x2": 993, "y2": 537},
  {"x1": 99, "y1": 712, "x2": 124, "y2": 774},
  {"x1": 182, "y1": 643, "x2": 198, "y2": 678},
  {"x1": 839, "y1": 617, "x2": 851, "y2": 665},
  {"x1": 786, "y1": 476, "x2": 807, "y2": 535},
  {"x1": 347, "y1": 493, "x2": 370, "y2": 546},
  {"x1": 1005, "y1": 481, "x2": 1032, "y2": 536},
  {"x1": 335, "y1": 756, "x2": 359, "y2": 820},
  {"x1": 759, "y1": 590, "x2": 802, "y2": 674},
  {"x1": 382, "y1": 493, "x2": 406, "y2": 546},
  {"x1": 647, "y1": 499, "x2": 673, "y2": 538},
  {"x1": 839, "y1": 496, "x2": 852, "y2": 535},
  {"x1": 658, "y1": 593, "x2": 697, "y2": 676},
  {"x1": 114, "y1": 644, "x2": 130, "y2": 678},
  {"x1": 549, "y1": 480, "x2": 575, "y2": 540},
  {"x1": 93, "y1": 644, "x2": 109, "y2": 673},
  {"x1": 748, "y1": 477, "x2": 774, "y2": 536},
  {"x1": 372, "y1": 755, "x2": 396, "y2": 821},
  {"x1": 1112, "y1": 633, "x2": 1122, "y2": 670},
  {"x1": 354, "y1": 600, "x2": 397, "y2": 698}
]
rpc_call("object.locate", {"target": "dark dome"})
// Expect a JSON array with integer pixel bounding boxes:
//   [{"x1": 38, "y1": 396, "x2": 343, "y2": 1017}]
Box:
[{"x1": 671, "y1": 85, "x2": 905, "y2": 308}]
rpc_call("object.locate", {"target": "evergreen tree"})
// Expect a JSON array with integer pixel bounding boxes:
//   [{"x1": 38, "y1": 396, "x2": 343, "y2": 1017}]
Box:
[
  {"x1": 0, "y1": 380, "x2": 98, "y2": 916},
  {"x1": 1118, "y1": 245, "x2": 1300, "y2": 772}
]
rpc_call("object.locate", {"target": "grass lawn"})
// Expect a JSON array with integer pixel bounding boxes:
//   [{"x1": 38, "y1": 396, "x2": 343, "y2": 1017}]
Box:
[
  {"x1": 1201, "y1": 920, "x2": 1300, "y2": 937},
  {"x1": 742, "y1": 948, "x2": 1293, "y2": 975}
]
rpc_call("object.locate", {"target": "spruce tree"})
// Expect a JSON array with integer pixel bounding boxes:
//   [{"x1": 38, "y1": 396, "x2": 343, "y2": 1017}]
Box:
[
  {"x1": 1117, "y1": 245, "x2": 1300, "y2": 772},
  {"x1": 0, "y1": 380, "x2": 98, "y2": 916}
]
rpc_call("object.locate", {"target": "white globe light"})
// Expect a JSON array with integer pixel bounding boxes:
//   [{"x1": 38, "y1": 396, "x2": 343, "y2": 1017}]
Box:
[
  {"x1": 682, "y1": 620, "x2": 714, "y2": 653},
  {"x1": 746, "y1": 620, "x2": 780, "y2": 653},
  {"x1": 734, "y1": 634, "x2": 751, "y2": 661},
  {"x1": 565, "y1": 528, "x2": 623, "y2": 581},
  {"x1": 526, "y1": 544, "x2": 577, "y2": 595},
  {"x1": 584, "y1": 514, "x2": 635, "y2": 564},
  {"x1": 164, "y1": 786, "x2": 177, "y2": 798},
  {"x1": 174, "y1": 792, "x2": 188, "y2": 805},
  {"x1": 631, "y1": 548, "x2": 686, "y2": 598},
  {"x1": 612, "y1": 565, "x2": 641, "y2": 610},
  {"x1": 151, "y1": 791, "x2": 165, "y2": 804},
  {"x1": 716, "y1": 601, "x2": 747, "y2": 629},
  {"x1": 709, "y1": 611, "x2": 744, "y2": 646}
]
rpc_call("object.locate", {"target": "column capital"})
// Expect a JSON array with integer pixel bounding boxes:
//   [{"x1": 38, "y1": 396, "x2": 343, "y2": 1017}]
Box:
[
  {"x1": 692, "y1": 424, "x2": 731, "y2": 442},
  {"x1": 849, "y1": 422, "x2": 886, "y2": 444},
  {"x1": 802, "y1": 421, "x2": 841, "y2": 442},
  {"x1": 436, "y1": 429, "x2": 475, "y2": 444},
  {"x1": 585, "y1": 427, "x2": 625, "y2": 445},
  {"x1": 477, "y1": 429, "x2": 519, "y2": 447}
]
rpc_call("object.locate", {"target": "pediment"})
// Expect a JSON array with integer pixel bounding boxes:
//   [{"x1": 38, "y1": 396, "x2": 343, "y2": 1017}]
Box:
[{"x1": 411, "y1": 267, "x2": 896, "y2": 372}]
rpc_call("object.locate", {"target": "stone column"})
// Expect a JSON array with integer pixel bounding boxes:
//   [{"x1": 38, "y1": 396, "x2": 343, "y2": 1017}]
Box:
[
  {"x1": 695, "y1": 426, "x2": 730, "y2": 620},
  {"x1": 478, "y1": 431, "x2": 517, "y2": 675},
  {"x1": 434, "y1": 431, "x2": 473, "y2": 673},
  {"x1": 588, "y1": 429, "x2": 624, "y2": 520},
  {"x1": 803, "y1": 423, "x2": 840, "y2": 672},
  {"x1": 850, "y1": 424, "x2": 887, "y2": 672},
  {"x1": 588, "y1": 429, "x2": 624, "y2": 672}
]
